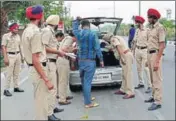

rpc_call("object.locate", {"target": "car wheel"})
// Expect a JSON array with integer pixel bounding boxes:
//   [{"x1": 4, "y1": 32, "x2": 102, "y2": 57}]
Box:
[{"x1": 70, "y1": 85, "x2": 79, "y2": 92}]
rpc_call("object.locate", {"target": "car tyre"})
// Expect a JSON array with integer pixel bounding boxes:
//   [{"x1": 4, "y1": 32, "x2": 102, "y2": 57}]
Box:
[{"x1": 70, "y1": 85, "x2": 79, "y2": 92}]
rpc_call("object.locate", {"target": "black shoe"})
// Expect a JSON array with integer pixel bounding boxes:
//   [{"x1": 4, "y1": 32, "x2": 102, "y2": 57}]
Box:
[
  {"x1": 148, "y1": 103, "x2": 162, "y2": 111},
  {"x1": 66, "y1": 96, "x2": 73, "y2": 100},
  {"x1": 145, "y1": 87, "x2": 152, "y2": 93},
  {"x1": 144, "y1": 97, "x2": 154, "y2": 103},
  {"x1": 53, "y1": 107, "x2": 64, "y2": 113},
  {"x1": 135, "y1": 84, "x2": 144, "y2": 89},
  {"x1": 48, "y1": 114, "x2": 61, "y2": 121},
  {"x1": 3, "y1": 90, "x2": 12, "y2": 97},
  {"x1": 14, "y1": 88, "x2": 24, "y2": 92}
]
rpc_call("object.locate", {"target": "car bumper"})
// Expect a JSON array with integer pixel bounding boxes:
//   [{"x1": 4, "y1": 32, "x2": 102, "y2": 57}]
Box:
[{"x1": 69, "y1": 67, "x2": 122, "y2": 86}]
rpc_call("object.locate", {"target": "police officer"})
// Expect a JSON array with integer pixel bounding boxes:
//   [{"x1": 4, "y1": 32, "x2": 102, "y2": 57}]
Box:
[
  {"x1": 103, "y1": 33, "x2": 135, "y2": 99},
  {"x1": 1, "y1": 23, "x2": 24, "y2": 97},
  {"x1": 132, "y1": 16, "x2": 152, "y2": 93},
  {"x1": 22, "y1": 5, "x2": 57, "y2": 120},
  {"x1": 42, "y1": 15, "x2": 65, "y2": 119},
  {"x1": 56, "y1": 33, "x2": 76, "y2": 105},
  {"x1": 144, "y1": 8, "x2": 166, "y2": 111}
]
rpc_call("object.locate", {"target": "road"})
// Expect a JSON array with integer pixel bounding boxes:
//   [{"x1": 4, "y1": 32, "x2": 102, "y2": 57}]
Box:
[{"x1": 1, "y1": 42, "x2": 175, "y2": 120}]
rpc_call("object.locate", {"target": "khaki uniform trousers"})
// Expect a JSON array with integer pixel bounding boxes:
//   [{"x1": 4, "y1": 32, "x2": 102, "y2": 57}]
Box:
[
  {"x1": 46, "y1": 61, "x2": 57, "y2": 116},
  {"x1": 6, "y1": 53, "x2": 21, "y2": 89},
  {"x1": 57, "y1": 57, "x2": 70, "y2": 102},
  {"x1": 148, "y1": 52, "x2": 163, "y2": 104},
  {"x1": 120, "y1": 52, "x2": 134, "y2": 95},
  {"x1": 29, "y1": 65, "x2": 49, "y2": 120},
  {"x1": 135, "y1": 48, "x2": 152, "y2": 87}
]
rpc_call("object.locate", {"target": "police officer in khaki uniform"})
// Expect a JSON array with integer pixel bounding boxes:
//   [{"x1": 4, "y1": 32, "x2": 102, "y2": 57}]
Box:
[
  {"x1": 144, "y1": 9, "x2": 166, "y2": 111},
  {"x1": 56, "y1": 33, "x2": 76, "y2": 105},
  {"x1": 42, "y1": 15, "x2": 65, "y2": 119},
  {"x1": 103, "y1": 33, "x2": 135, "y2": 99},
  {"x1": 132, "y1": 16, "x2": 152, "y2": 93},
  {"x1": 1, "y1": 23, "x2": 24, "y2": 97},
  {"x1": 22, "y1": 5, "x2": 59, "y2": 120}
]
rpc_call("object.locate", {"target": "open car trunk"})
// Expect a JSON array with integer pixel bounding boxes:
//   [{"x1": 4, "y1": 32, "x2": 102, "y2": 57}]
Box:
[{"x1": 96, "y1": 51, "x2": 120, "y2": 67}]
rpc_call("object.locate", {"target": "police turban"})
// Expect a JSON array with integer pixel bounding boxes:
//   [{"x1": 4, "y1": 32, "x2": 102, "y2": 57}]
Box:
[
  {"x1": 26, "y1": 5, "x2": 44, "y2": 20},
  {"x1": 46, "y1": 15, "x2": 60, "y2": 25},
  {"x1": 148, "y1": 8, "x2": 161, "y2": 19},
  {"x1": 135, "y1": 16, "x2": 145, "y2": 24},
  {"x1": 102, "y1": 33, "x2": 114, "y2": 42}
]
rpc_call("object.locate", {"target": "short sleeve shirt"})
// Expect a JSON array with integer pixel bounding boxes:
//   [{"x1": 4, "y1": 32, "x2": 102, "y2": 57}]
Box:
[
  {"x1": 133, "y1": 28, "x2": 149, "y2": 47},
  {"x1": 59, "y1": 35, "x2": 74, "y2": 52},
  {"x1": 110, "y1": 35, "x2": 129, "y2": 51},
  {"x1": 41, "y1": 25, "x2": 58, "y2": 59},
  {"x1": 148, "y1": 22, "x2": 166, "y2": 50},
  {"x1": 22, "y1": 23, "x2": 47, "y2": 64},
  {"x1": 1, "y1": 32, "x2": 21, "y2": 52}
]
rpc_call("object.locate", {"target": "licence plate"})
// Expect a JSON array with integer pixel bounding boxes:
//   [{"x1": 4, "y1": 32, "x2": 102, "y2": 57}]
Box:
[{"x1": 93, "y1": 73, "x2": 112, "y2": 81}]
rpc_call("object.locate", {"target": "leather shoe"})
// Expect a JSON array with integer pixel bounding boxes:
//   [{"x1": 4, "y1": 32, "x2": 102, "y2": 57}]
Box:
[
  {"x1": 114, "y1": 90, "x2": 126, "y2": 95},
  {"x1": 53, "y1": 107, "x2": 64, "y2": 113},
  {"x1": 4, "y1": 90, "x2": 12, "y2": 97},
  {"x1": 148, "y1": 103, "x2": 161, "y2": 111},
  {"x1": 48, "y1": 114, "x2": 61, "y2": 121},
  {"x1": 66, "y1": 96, "x2": 73, "y2": 100},
  {"x1": 123, "y1": 94, "x2": 135, "y2": 99},
  {"x1": 144, "y1": 97, "x2": 154, "y2": 103},
  {"x1": 14, "y1": 88, "x2": 24, "y2": 92},
  {"x1": 135, "y1": 84, "x2": 144, "y2": 89},
  {"x1": 59, "y1": 101, "x2": 71, "y2": 105}
]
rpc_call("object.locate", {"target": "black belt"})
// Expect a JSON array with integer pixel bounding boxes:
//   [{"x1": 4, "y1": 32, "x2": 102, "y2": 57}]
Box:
[
  {"x1": 137, "y1": 46, "x2": 147, "y2": 50},
  {"x1": 148, "y1": 50, "x2": 158, "y2": 54},
  {"x1": 48, "y1": 58, "x2": 57, "y2": 63},
  {"x1": 8, "y1": 51, "x2": 20, "y2": 54},
  {"x1": 28, "y1": 62, "x2": 47, "y2": 67}
]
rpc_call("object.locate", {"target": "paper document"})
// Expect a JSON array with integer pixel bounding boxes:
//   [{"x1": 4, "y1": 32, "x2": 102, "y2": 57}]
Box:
[{"x1": 65, "y1": 53, "x2": 77, "y2": 59}]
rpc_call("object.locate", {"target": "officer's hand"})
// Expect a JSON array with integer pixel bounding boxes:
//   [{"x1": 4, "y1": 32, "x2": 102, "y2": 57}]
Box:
[
  {"x1": 100, "y1": 61, "x2": 104, "y2": 68},
  {"x1": 45, "y1": 80, "x2": 54, "y2": 90},
  {"x1": 4, "y1": 57, "x2": 9, "y2": 66},
  {"x1": 58, "y1": 50, "x2": 66, "y2": 57},
  {"x1": 153, "y1": 60, "x2": 160, "y2": 71}
]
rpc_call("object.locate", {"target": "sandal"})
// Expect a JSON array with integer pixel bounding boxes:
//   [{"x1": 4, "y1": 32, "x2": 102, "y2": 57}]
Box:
[
  {"x1": 91, "y1": 97, "x2": 96, "y2": 101},
  {"x1": 85, "y1": 102, "x2": 99, "y2": 108}
]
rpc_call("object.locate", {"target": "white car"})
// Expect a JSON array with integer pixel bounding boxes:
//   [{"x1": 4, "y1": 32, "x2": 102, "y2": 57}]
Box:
[{"x1": 69, "y1": 17, "x2": 123, "y2": 91}]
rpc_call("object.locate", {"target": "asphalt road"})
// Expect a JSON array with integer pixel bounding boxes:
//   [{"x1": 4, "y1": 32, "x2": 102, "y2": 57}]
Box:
[{"x1": 1, "y1": 42, "x2": 175, "y2": 120}]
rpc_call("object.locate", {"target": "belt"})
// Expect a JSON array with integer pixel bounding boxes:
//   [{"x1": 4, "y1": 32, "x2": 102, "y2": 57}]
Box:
[
  {"x1": 123, "y1": 49, "x2": 130, "y2": 54},
  {"x1": 8, "y1": 51, "x2": 20, "y2": 55},
  {"x1": 148, "y1": 50, "x2": 158, "y2": 54},
  {"x1": 48, "y1": 58, "x2": 57, "y2": 63},
  {"x1": 137, "y1": 46, "x2": 147, "y2": 50},
  {"x1": 28, "y1": 62, "x2": 47, "y2": 67}
]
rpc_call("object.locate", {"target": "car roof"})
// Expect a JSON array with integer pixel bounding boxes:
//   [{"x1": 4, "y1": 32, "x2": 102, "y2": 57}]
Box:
[{"x1": 82, "y1": 17, "x2": 123, "y2": 20}]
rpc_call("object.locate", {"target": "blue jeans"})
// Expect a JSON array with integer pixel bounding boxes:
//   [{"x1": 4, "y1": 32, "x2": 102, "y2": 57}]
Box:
[{"x1": 78, "y1": 60, "x2": 96, "y2": 105}]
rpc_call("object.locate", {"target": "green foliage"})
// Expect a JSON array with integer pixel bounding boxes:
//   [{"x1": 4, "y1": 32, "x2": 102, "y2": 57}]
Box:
[{"x1": 159, "y1": 18, "x2": 175, "y2": 40}]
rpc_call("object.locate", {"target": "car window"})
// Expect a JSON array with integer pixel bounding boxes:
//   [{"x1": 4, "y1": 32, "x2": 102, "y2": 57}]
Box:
[{"x1": 99, "y1": 23, "x2": 116, "y2": 34}]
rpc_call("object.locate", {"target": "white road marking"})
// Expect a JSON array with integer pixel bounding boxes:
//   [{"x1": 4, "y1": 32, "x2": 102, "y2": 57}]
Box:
[
  {"x1": 136, "y1": 90, "x2": 165, "y2": 120},
  {"x1": 1, "y1": 77, "x2": 28, "y2": 100}
]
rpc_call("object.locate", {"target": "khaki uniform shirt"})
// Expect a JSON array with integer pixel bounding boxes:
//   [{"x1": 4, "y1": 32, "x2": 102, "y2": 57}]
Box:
[
  {"x1": 42, "y1": 25, "x2": 58, "y2": 59},
  {"x1": 1, "y1": 32, "x2": 21, "y2": 52},
  {"x1": 111, "y1": 35, "x2": 129, "y2": 51},
  {"x1": 148, "y1": 22, "x2": 166, "y2": 50},
  {"x1": 59, "y1": 35, "x2": 74, "y2": 53},
  {"x1": 133, "y1": 27, "x2": 148, "y2": 47},
  {"x1": 22, "y1": 23, "x2": 47, "y2": 64}
]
